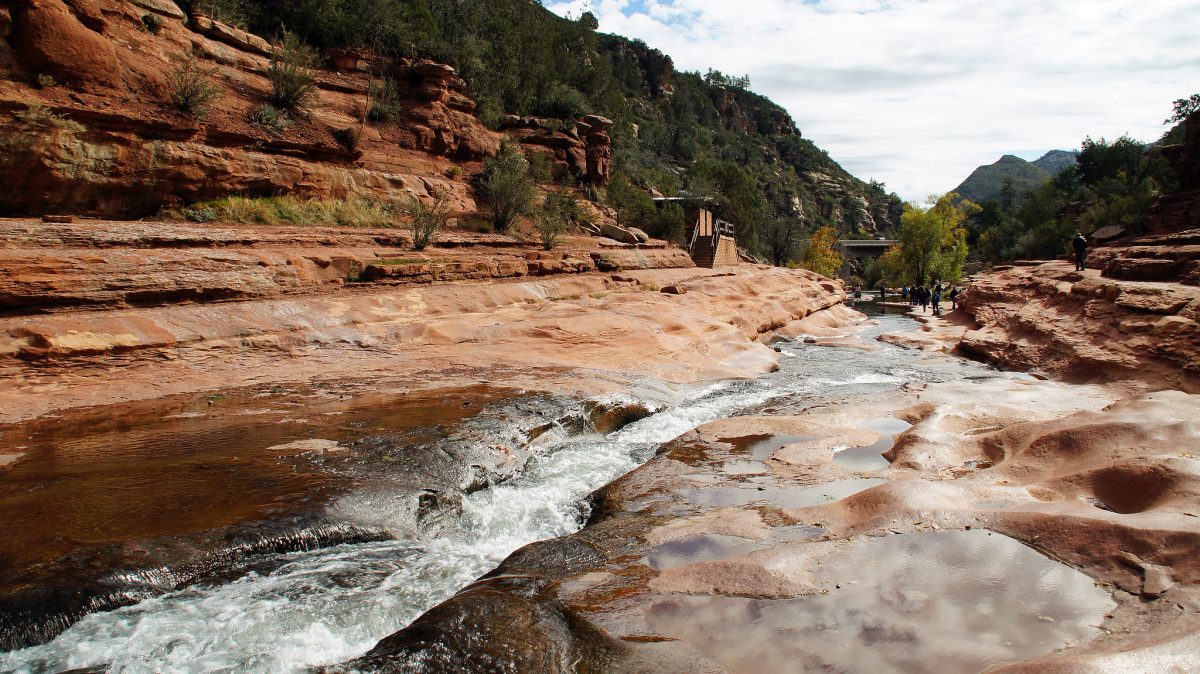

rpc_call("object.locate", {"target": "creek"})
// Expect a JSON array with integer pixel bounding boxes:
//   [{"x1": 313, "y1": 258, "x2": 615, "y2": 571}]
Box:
[{"x1": 0, "y1": 311, "x2": 1109, "y2": 673}]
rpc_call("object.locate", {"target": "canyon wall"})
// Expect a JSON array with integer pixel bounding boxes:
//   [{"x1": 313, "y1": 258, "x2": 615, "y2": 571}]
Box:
[{"x1": 0, "y1": 0, "x2": 611, "y2": 217}]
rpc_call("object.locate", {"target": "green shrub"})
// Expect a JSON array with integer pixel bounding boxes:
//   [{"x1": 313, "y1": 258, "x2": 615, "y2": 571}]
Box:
[
  {"x1": 167, "y1": 51, "x2": 222, "y2": 119},
  {"x1": 332, "y1": 126, "x2": 362, "y2": 152},
  {"x1": 367, "y1": 77, "x2": 403, "y2": 123},
  {"x1": 35, "y1": 74, "x2": 56, "y2": 89},
  {"x1": 477, "y1": 142, "x2": 536, "y2": 233},
  {"x1": 456, "y1": 216, "x2": 494, "y2": 233},
  {"x1": 141, "y1": 13, "x2": 165, "y2": 34},
  {"x1": 181, "y1": 195, "x2": 395, "y2": 227},
  {"x1": 527, "y1": 152, "x2": 554, "y2": 182},
  {"x1": 649, "y1": 201, "x2": 685, "y2": 244},
  {"x1": 444, "y1": 166, "x2": 463, "y2": 179},
  {"x1": 534, "y1": 191, "x2": 578, "y2": 250},
  {"x1": 267, "y1": 32, "x2": 318, "y2": 113},
  {"x1": 535, "y1": 81, "x2": 588, "y2": 120},
  {"x1": 248, "y1": 103, "x2": 291, "y2": 135},
  {"x1": 182, "y1": 206, "x2": 216, "y2": 222},
  {"x1": 403, "y1": 192, "x2": 452, "y2": 250},
  {"x1": 14, "y1": 104, "x2": 86, "y2": 133}
]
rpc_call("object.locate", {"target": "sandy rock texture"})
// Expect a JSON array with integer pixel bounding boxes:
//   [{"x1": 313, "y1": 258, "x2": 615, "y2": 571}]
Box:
[
  {"x1": 0, "y1": 0, "x2": 608, "y2": 217},
  {"x1": 0, "y1": 242, "x2": 845, "y2": 423},
  {"x1": 0, "y1": 218, "x2": 693, "y2": 314},
  {"x1": 956, "y1": 233, "x2": 1200, "y2": 393}
]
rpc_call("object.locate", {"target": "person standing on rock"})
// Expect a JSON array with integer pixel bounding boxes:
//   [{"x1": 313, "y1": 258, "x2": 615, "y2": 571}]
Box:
[
  {"x1": 932, "y1": 285, "x2": 942, "y2": 316},
  {"x1": 901, "y1": 286, "x2": 909, "y2": 303},
  {"x1": 1073, "y1": 232, "x2": 1088, "y2": 271},
  {"x1": 950, "y1": 287, "x2": 959, "y2": 310}
]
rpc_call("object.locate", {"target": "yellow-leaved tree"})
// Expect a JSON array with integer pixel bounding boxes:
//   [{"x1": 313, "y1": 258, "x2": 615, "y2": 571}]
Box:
[
  {"x1": 889, "y1": 193, "x2": 976, "y2": 285},
  {"x1": 793, "y1": 225, "x2": 844, "y2": 278}
]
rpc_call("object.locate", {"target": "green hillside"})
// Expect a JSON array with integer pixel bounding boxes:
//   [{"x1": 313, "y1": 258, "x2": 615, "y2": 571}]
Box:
[
  {"x1": 951, "y1": 155, "x2": 1051, "y2": 206},
  {"x1": 185, "y1": 0, "x2": 902, "y2": 257}
]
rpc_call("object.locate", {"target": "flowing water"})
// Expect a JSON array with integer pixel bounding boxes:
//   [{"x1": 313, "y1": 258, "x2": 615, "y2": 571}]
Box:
[{"x1": 0, "y1": 313, "x2": 1082, "y2": 673}]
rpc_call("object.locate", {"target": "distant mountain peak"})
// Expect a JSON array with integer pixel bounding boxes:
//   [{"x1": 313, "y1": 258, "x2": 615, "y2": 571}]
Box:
[{"x1": 1031, "y1": 150, "x2": 1079, "y2": 175}]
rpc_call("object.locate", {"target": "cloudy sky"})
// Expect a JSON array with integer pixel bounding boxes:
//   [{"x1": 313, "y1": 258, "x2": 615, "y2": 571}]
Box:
[{"x1": 545, "y1": 0, "x2": 1200, "y2": 202}]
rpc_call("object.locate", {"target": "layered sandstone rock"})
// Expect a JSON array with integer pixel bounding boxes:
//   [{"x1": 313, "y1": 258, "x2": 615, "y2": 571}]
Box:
[
  {"x1": 0, "y1": 0, "x2": 602, "y2": 218},
  {"x1": 0, "y1": 261, "x2": 842, "y2": 423},
  {"x1": 0, "y1": 218, "x2": 696, "y2": 315},
  {"x1": 497, "y1": 114, "x2": 613, "y2": 184},
  {"x1": 956, "y1": 258, "x2": 1199, "y2": 392}
]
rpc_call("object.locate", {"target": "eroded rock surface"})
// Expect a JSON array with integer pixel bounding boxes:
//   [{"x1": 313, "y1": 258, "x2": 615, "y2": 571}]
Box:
[
  {"x1": 332, "y1": 313, "x2": 1200, "y2": 673},
  {"x1": 956, "y1": 232, "x2": 1200, "y2": 393},
  {"x1": 0, "y1": 1, "x2": 609, "y2": 217}
]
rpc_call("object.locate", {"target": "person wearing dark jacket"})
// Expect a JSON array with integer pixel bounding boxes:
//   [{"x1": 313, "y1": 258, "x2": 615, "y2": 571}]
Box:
[
  {"x1": 950, "y1": 287, "x2": 959, "y2": 310},
  {"x1": 1073, "y1": 232, "x2": 1088, "y2": 271}
]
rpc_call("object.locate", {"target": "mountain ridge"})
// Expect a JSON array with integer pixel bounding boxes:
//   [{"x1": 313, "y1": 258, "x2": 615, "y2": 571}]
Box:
[{"x1": 951, "y1": 150, "x2": 1078, "y2": 205}]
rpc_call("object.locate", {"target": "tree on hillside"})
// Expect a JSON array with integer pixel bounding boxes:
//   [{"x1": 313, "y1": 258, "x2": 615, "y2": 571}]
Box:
[
  {"x1": 894, "y1": 193, "x2": 976, "y2": 284},
  {"x1": 478, "y1": 143, "x2": 536, "y2": 232},
  {"x1": 1165, "y1": 93, "x2": 1200, "y2": 125},
  {"x1": 793, "y1": 225, "x2": 843, "y2": 277},
  {"x1": 606, "y1": 172, "x2": 655, "y2": 230},
  {"x1": 762, "y1": 217, "x2": 802, "y2": 266}
]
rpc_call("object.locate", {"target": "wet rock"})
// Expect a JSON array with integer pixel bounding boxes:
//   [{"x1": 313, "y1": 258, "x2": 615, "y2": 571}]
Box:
[
  {"x1": 336, "y1": 575, "x2": 628, "y2": 674},
  {"x1": 584, "y1": 398, "x2": 662, "y2": 434}
]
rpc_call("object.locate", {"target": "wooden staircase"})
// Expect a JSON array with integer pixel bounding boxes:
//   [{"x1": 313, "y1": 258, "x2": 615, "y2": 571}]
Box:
[{"x1": 691, "y1": 236, "x2": 717, "y2": 268}]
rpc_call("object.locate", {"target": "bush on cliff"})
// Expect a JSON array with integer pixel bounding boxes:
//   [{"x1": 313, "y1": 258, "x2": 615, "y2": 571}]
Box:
[
  {"x1": 367, "y1": 77, "x2": 404, "y2": 123},
  {"x1": 535, "y1": 191, "x2": 582, "y2": 250},
  {"x1": 167, "y1": 51, "x2": 223, "y2": 120},
  {"x1": 606, "y1": 172, "x2": 655, "y2": 230},
  {"x1": 248, "y1": 104, "x2": 291, "y2": 136},
  {"x1": 477, "y1": 143, "x2": 536, "y2": 233},
  {"x1": 403, "y1": 192, "x2": 451, "y2": 250},
  {"x1": 180, "y1": 195, "x2": 394, "y2": 228},
  {"x1": 267, "y1": 33, "x2": 318, "y2": 113}
]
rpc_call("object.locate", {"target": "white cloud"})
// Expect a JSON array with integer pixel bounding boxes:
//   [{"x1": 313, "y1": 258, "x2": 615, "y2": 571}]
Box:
[{"x1": 546, "y1": 0, "x2": 1200, "y2": 201}]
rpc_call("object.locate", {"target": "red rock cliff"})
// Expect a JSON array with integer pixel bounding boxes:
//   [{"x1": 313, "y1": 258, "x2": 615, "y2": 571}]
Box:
[{"x1": 0, "y1": 0, "x2": 612, "y2": 217}]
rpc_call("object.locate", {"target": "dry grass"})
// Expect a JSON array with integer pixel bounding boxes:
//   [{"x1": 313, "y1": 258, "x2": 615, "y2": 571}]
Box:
[{"x1": 177, "y1": 195, "x2": 397, "y2": 228}]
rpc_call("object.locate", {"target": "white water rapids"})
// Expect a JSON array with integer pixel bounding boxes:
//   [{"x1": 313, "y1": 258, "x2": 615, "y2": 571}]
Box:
[{"x1": 1, "y1": 314, "x2": 1004, "y2": 673}]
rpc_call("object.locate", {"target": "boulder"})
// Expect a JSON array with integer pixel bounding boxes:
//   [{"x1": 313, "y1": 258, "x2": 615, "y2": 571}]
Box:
[
  {"x1": 599, "y1": 223, "x2": 641, "y2": 245},
  {"x1": 626, "y1": 227, "x2": 650, "y2": 244},
  {"x1": 582, "y1": 114, "x2": 612, "y2": 129},
  {"x1": 130, "y1": 0, "x2": 185, "y2": 19},
  {"x1": 61, "y1": 0, "x2": 105, "y2": 32},
  {"x1": 1090, "y1": 225, "x2": 1125, "y2": 242},
  {"x1": 192, "y1": 15, "x2": 273, "y2": 56},
  {"x1": 12, "y1": 0, "x2": 123, "y2": 92}
]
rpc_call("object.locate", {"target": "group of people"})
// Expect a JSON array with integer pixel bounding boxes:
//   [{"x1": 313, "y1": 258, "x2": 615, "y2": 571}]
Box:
[{"x1": 900, "y1": 283, "x2": 957, "y2": 316}]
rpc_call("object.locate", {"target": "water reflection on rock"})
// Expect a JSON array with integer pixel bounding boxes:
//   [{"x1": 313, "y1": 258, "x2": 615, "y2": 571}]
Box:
[{"x1": 646, "y1": 530, "x2": 1114, "y2": 673}]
